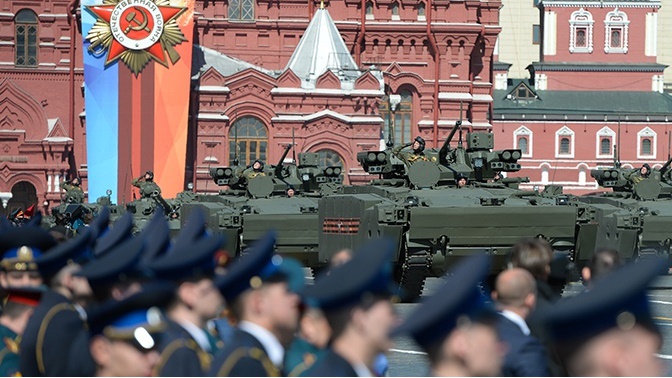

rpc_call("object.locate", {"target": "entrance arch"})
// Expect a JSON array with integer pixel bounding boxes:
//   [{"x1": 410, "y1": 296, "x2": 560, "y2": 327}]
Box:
[{"x1": 6, "y1": 181, "x2": 37, "y2": 216}]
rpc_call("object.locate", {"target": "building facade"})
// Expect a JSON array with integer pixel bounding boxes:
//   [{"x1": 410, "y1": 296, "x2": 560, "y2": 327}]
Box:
[
  {"x1": 0, "y1": 0, "x2": 502, "y2": 208},
  {"x1": 493, "y1": 0, "x2": 672, "y2": 194}
]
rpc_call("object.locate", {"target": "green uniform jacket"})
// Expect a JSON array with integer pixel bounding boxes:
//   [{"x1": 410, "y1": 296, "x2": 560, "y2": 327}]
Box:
[
  {"x1": 0, "y1": 324, "x2": 20, "y2": 377},
  {"x1": 284, "y1": 338, "x2": 324, "y2": 377},
  {"x1": 391, "y1": 145, "x2": 429, "y2": 167}
]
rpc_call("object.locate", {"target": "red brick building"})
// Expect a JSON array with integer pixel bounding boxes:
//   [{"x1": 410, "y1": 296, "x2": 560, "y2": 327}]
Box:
[
  {"x1": 493, "y1": 0, "x2": 672, "y2": 194},
  {"x1": 0, "y1": 0, "x2": 501, "y2": 208}
]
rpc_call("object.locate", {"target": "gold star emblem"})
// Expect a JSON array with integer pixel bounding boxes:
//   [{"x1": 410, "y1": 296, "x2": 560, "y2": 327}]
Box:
[{"x1": 85, "y1": 0, "x2": 188, "y2": 75}]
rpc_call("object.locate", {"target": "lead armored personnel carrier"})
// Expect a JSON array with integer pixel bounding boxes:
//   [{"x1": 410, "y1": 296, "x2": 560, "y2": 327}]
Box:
[{"x1": 319, "y1": 122, "x2": 583, "y2": 298}]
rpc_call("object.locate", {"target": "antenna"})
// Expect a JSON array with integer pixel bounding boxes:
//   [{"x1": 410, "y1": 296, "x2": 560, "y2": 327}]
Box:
[
  {"x1": 292, "y1": 127, "x2": 297, "y2": 163},
  {"x1": 668, "y1": 126, "x2": 671, "y2": 161},
  {"x1": 457, "y1": 101, "x2": 464, "y2": 149}
]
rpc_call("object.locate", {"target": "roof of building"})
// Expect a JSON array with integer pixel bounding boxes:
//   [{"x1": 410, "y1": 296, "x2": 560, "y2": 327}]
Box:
[
  {"x1": 529, "y1": 62, "x2": 667, "y2": 72},
  {"x1": 494, "y1": 85, "x2": 672, "y2": 120},
  {"x1": 540, "y1": 0, "x2": 660, "y2": 4},
  {"x1": 284, "y1": 6, "x2": 363, "y2": 89},
  {"x1": 191, "y1": 45, "x2": 280, "y2": 79},
  {"x1": 493, "y1": 61, "x2": 513, "y2": 71}
]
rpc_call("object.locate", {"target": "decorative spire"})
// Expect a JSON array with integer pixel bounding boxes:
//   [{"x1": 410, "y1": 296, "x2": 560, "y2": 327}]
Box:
[{"x1": 320, "y1": 0, "x2": 325, "y2": 9}]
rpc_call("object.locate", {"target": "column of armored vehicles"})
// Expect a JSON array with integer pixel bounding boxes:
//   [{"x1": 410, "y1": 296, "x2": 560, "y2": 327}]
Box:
[{"x1": 44, "y1": 121, "x2": 672, "y2": 299}]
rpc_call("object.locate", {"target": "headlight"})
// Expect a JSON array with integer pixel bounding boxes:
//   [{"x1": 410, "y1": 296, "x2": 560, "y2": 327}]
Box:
[
  {"x1": 367, "y1": 152, "x2": 377, "y2": 162},
  {"x1": 377, "y1": 152, "x2": 386, "y2": 162}
]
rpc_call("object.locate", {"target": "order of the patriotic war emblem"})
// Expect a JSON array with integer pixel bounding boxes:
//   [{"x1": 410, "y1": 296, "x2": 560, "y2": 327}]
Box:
[{"x1": 85, "y1": 0, "x2": 188, "y2": 75}]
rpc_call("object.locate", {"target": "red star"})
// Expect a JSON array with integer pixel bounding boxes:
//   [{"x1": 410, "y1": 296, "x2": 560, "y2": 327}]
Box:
[{"x1": 87, "y1": 3, "x2": 185, "y2": 66}]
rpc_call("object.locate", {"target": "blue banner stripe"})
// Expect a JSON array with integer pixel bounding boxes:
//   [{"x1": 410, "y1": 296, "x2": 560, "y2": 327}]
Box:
[{"x1": 81, "y1": 0, "x2": 119, "y2": 202}]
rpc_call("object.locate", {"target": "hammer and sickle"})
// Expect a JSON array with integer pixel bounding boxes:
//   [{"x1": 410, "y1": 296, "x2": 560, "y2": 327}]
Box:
[{"x1": 123, "y1": 6, "x2": 151, "y2": 34}]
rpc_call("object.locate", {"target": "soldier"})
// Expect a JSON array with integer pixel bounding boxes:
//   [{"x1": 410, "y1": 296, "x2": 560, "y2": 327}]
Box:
[
  {"x1": 628, "y1": 163, "x2": 651, "y2": 185},
  {"x1": 87, "y1": 283, "x2": 175, "y2": 377},
  {"x1": 0, "y1": 227, "x2": 57, "y2": 288},
  {"x1": 391, "y1": 136, "x2": 429, "y2": 167},
  {"x1": 19, "y1": 229, "x2": 94, "y2": 376},
  {"x1": 284, "y1": 306, "x2": 330, "y2": 376},
  {"x1": 146, "y1": 232, "x2": 226, "y2": 376},
  {"x1": 0, "y1": 287, "x2": 45, "y2": 377},
  {"x1": 538, "y1": 257, "x2": 666, "y2": 376},
  {"x1": 132, "y1": 170, "x2": 161, "y2": 199},
  {"x1": 581, "y1": 248, "x2": 622, "y2": 288},
  {"x1": 242, "y1": 160, "x2": 267, "y2": 181},
  {"x1": 456, "y1": 174, "x2": 468, "y2": 188},
  {"x1": 286, "y1": 186, "x2": 296, "y2": 198},
  {"x1": 392, "y1": 255, "x2": 504, "y2": 377},
  {"x1": 209, "y1": 231, "x2": 304, "y2": 377},
  {"x1": 62, "y1": 177, "x2": 85, "y2": 204},
  {"x1": 302, "y1": 238, "x2": 399, "y2": 377}
]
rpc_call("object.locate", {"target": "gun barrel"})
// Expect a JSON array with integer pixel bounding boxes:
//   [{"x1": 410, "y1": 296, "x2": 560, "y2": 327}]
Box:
[
  {"x1": 274, "y1": 144, "x2": 293, "y2": 177},
  {"x1": 661, "y1": 156, "x2": 672, "y2": 175}
]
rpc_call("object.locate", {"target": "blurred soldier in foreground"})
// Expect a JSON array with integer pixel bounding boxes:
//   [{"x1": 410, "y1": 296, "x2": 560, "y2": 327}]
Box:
[
  {"x1": 284, "y1": 306, "x2": 330, "y2": 376},
  {"x1": 392, "y1": 254, "x2": 504, "y2": 377},
  {"x1": 492, "y1": 268, "x2": 549, "y2": 376},
  {"x1": 148, "y1": 233, "x2": 226, "y2": 376},
  {"x1": 538, "y1": 258, "x2": 666, "y2": 376},
  {"x1": 302, "y1": 239, "x2": 398, "y2": 377},
  {"x1": 209, "y1": 232, "x2": 304, "y2": 376},
  {"x1": 0, "y1": 227, "x2": 56, "y2": 288},
  {"x1": 392, "y1": 136, "x2": 429, "y2": 167},
  {"x1": 87, "y1": 284, "x2": 174, "y2": 377},
  {"x1": 0, "y1": 287, "x2": 44, "y2": 376}
]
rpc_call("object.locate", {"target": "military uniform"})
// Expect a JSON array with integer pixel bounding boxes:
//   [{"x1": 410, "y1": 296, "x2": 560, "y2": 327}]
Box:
[
  {"x1": 0, "y1": 323, "x2": 21, "y2": 377},
  {"x1": 62, "y1": 182, "x2": 85, "y2": 204},
  {"x1": 391, "y1": 143, "x2": 429, "y2": 166},
  {"x1": 285, "y1": 337, "x2": 324, "y2": 377},
  {"x1": 154, "y1": 320, "x2": 214, "y2": 377},
  {"x1": 241, "y1": 167, "x2": 266, "y2": 181},
  {"x1": 19, "y1": 230, "x2": 93, "y2": 376},
  {"x1": 132, "y1": 177, "x2": 162, "y2": 198},
  {"x1": 209, "y1": 232, "x2": 305, "y2": 377}
]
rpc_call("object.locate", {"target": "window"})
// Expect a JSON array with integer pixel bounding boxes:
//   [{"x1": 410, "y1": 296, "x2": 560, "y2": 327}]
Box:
[
  {"x1": 559, "y1": 138, "x2": 570, "y2": 154},
  {"x1": 317, "y1": 149, "x2": 344, "y2": 168},
  {"x1": 555, "y1": 126, "x2": 574, "y2": 157},
  {"x1": 365, "y1": 1, "x2": 373, "y2": 15},
  {"x1": 604, "y1": 8, "x2": 629, "y2": 53},
  {"x1": 641, "y1": 139, "x2": 652, "y2": 155},
  {"x1": 417, "y1": 2, "x2": 425, "y2": 17},
  {"x1": 533, "y1": 25, "x2": 541, "y2": 45},
  {"x1": 380, "y1": 89, "x2": 413, "y2": 145},
  {"x1": 569, "y1": 8, "x2": 594, "y2": 53},
  {"x1": 637, "y1": 127, "x2": 656, "y2": 159},
  {"x1": 596, "y1": 126, "x2": 615, "y2": 158},
  {"x1": 600, "y1": 138, "x2": 611, "y2": 155},
  {"x1": 15, "y1": 9, "x2": 38, "y2": 67},
  {"x1": 518, "y1": 137, "x2": 529, "y2": 155},
  {"x1": 512, "y1": 83, "x2": 536, "y2": 100},
  {"x1": 229, "y1": 116, "x2": 267, "y2": 166},
  {"x1": 228, "y1": 0, "x2": 254, "y2": 21},
  {"x1": 391, "y1": 1, "x2": 399, "y2": 15},
  {"x1": 514, "y1": 126, "x2": 533, "y2": 157}
]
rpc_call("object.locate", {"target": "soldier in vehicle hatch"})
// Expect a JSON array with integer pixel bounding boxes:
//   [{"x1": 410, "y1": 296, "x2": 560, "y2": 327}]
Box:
[
  {"x1": 628, "y1": 163, "x2": 651, "y2": 185},
  {"x1": 391, "y1": 136, "x2": 429, "y2": 167},
  {"x1": 132, "y1": 170, "x2": 162, "y2": 199},
  {"x1": 62, "y1": 177, "x2": 85, "y2": 204},
  {"x1": 241, "y1": 160, "x2": 266, "y2": 181}
]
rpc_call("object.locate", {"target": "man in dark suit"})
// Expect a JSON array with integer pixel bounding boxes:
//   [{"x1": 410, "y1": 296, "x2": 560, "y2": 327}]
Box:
[
  {"x1": 208, "y1": 231, "x2": 305, "y2": 377},
  {"x1": 492, "y1": 268, "x2": 549, "y2": 376},
  {"x1": 301, "y1": 238, "x2": 399, "y2": 377}
]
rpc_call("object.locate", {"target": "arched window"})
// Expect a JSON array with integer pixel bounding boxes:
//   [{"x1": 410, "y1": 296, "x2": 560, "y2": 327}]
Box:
[
  {"x1": 641, "y1": 139, "x2": 652, "y2": 156},
  {"x1": 569, "y1": 8, "x2": 594, "y2": 53},
  {"x1": 517, "y1": 137, "x2": 529, "y2": 155},
  {"x1": 380, "y1": 89, "x2": 414, "y2": 145},
  {"x1": 228, "y1": 116, "x2": 268, "y2": 166},
  {"x1": 417, "y1": 2, "x2": 425, "y2": 17},
  {"x1": 391, "y1": 1, "x2": 400, "y2": 18},
  {"x1": 579, "y1": 168, "x2": 587, "y2": 185},
  {"x1": 559, "y1": 138, "x2": 570, "y2": 154},
  {"x1": 15, "y1": 9, "x2": 38, "y2": 67},
  {"x1": 365, "y1": 1, "x2": 374, "y2": 15},
  {"x1": 600, "y1": 138, "x2": 611, "y2": 155},
  {"x1": 228, "y1": 0, "x2": 254, "y2": 21},
  {"x1": 604, "y1": 8, "x2": 629, "y2": 53},
  {"x1": 317, "y1": 149, "x2": 344, "y2": 168}
]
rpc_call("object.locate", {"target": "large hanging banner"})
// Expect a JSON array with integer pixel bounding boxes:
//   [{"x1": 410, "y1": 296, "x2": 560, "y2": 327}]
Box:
[{"x1": 81, "y1": 0, "x2": 194, "y2": 203}]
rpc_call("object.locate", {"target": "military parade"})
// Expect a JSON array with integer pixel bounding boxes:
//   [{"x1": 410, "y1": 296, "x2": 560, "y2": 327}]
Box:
[{"x1": 5, "y1": 0, "x2": 672, "y2": 375}]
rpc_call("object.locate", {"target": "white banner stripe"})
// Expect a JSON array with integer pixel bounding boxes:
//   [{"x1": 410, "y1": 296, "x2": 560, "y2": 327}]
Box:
[{"x1": 390, "y1": 348, "x2": 427, "y2": 355}]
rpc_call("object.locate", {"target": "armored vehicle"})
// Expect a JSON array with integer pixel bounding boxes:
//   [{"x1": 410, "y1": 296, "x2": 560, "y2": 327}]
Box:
[
  {"x1": 182, "y1": 144, "x2": 343, "y2": 264},
  {"x1": 46, "y1": 189, "x2": 123, "y2": 231},
  {"x1": 578, "y1": 155, "x2": 672, "y2": 265},
  {"x1": 318, "y1": 122, "x2": 582, "y2": 299}
]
